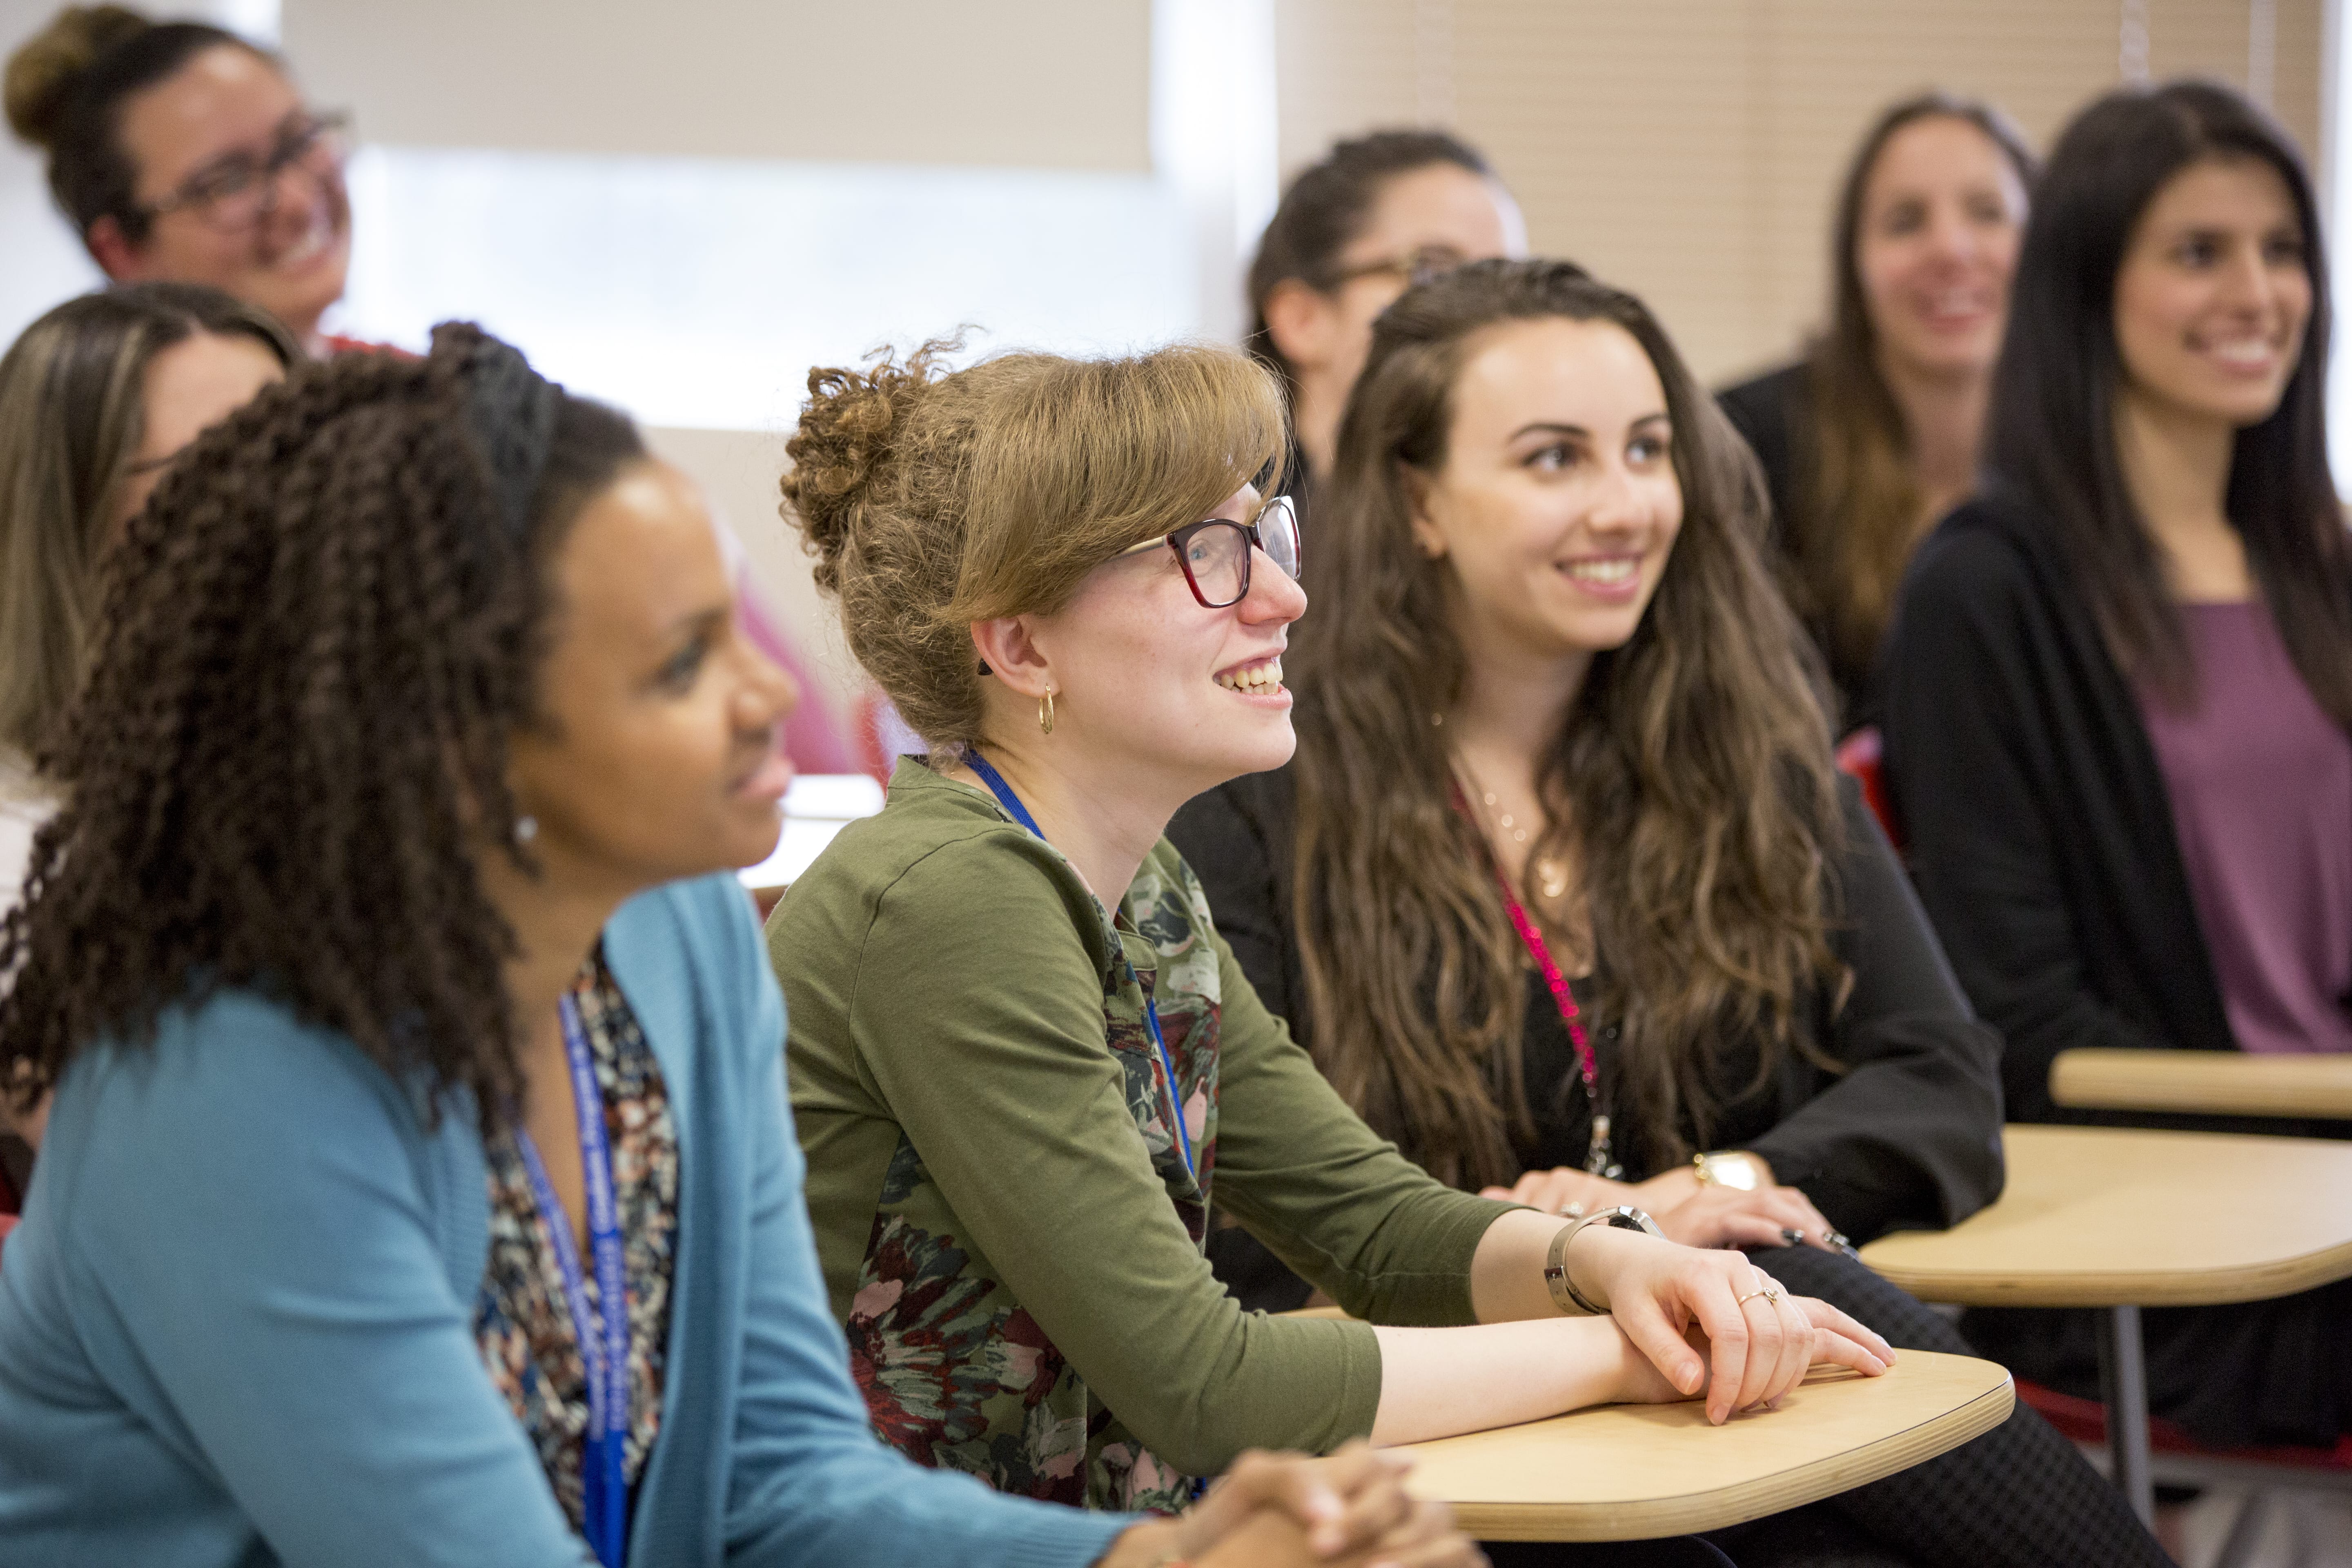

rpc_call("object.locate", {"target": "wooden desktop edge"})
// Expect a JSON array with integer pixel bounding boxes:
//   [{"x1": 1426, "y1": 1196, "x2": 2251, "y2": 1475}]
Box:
[
  {"x1": 1859, "y1": 1243, "x2": 2352, "y2": 1308},
  {"x1": 1274, "y1": 1310, "x2": 2013, "y2": 1541},
  {"x1": 1448, "y1": 1374, "x2": 2015, "y2": 1542},
  {"x1": 2049, "y1": 1047, "x2": 2352, "y2": 1119}
]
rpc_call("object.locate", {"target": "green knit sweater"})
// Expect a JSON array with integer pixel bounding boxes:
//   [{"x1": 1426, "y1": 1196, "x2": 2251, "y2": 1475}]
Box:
[{"x1": 769, "y1": 759, "x2": 1509, "y2": 1511}]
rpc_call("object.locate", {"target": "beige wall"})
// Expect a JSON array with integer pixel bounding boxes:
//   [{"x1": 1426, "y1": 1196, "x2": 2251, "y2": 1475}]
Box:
[
  {"x1": 281, "y1": 0, "x2": 1151, "y2": 169},
  {"x1": 643, "y1": 425, "x2": 865, "y2": 711},
  {"x1": 1276, "y1": 0, "x2": 2328, "y2": 384}
]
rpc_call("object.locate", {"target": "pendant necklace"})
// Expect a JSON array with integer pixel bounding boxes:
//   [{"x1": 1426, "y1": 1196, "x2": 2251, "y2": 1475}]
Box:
[{"x1": 1448, "y1": 755, "x2": 1619, "y2": 1178}]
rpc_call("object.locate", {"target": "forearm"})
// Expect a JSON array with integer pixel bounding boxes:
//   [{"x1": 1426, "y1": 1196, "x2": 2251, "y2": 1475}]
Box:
[
  {"x1": 1466, "y1": 1207, "x2": 1581, "y2": 1322},
  {"x1": 1368, "y1": 1315, "x2": 1630, "y2": 1446}
]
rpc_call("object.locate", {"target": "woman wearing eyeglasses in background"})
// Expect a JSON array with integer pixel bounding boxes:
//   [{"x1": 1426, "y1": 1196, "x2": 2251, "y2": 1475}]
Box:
[
  {"x1": 768, "y1": 340, "x2": 1895, "y2": 1567},
  {"x1": 1247, "y1": 130, "x2": 1529, "y2": 501},
  {"x1": 1718, "y1": 93, "x2": 2034, "y2": 737},
  {"x1": 5, "y1": 5, "x2": 361, "y2": 359},
  {"x1": 4, "y1": 6, "x2": 865, "y2": 773}
]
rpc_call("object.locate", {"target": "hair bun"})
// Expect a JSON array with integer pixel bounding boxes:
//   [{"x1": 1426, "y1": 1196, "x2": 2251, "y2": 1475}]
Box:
[
  {"x1": 782, "y1": 341, "x2": 951, "y2": 593},
  {"x1": 4, "y1": 4, "x2": 151, "y2": 149}
]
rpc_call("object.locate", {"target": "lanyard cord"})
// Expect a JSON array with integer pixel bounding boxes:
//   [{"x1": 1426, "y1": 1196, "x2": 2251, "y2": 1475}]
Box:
[
  {"x1": 1446, "y1": 777, "x2": 1619, "y2": 1179},
  {"x1": 514, "y1": 993, "x2": 633, "y2": 1567},
  {"x1": 964, "y1": 750, "x2": 1198, "y2": 1184}
]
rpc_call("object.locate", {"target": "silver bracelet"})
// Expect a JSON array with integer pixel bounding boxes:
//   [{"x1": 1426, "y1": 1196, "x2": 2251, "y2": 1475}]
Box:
[{"x1": 1543, "y1": 1204, "x2": 1666, "y2": 1316}]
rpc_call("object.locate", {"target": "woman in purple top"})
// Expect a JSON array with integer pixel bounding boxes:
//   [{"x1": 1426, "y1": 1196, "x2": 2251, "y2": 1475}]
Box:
[{"x1": 1881, "y1": 80, "x2": 2352, "y2": 1461}]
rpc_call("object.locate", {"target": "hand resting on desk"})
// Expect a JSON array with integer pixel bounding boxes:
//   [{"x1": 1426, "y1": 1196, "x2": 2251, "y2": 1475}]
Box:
[{"x1": 1569, "y1": 1222, "x2": 1896, "y2": 1424}]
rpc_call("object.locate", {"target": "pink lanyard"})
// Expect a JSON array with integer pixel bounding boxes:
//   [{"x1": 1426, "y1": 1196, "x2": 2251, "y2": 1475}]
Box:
[{"x1": 1449, "y1": 782, "x2": 1620, "y2": 1179}]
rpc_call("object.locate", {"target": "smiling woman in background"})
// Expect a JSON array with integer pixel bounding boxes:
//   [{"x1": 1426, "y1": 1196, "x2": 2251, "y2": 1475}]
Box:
[
  {"x1": 1247, "y1": 129, "x2": 1528, "y2": 499},
  {"x1": 5, "y1": 5, "x2": 358, "y2": 358},
  {"x1": 4, "y1": 3, "x2": 862, "y2": 775},
  {"x1": 1884, "y1": 80, "x2": 2352, "y2": 1455},
  {"x1": 1719, "y1": 93, "x2": 2034, "y2": 734}
]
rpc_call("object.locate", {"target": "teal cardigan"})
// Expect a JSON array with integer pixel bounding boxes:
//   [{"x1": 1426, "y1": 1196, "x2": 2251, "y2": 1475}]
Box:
[{"x1": 0, "y1": 874, "x2": 1129, "y2": 1568}]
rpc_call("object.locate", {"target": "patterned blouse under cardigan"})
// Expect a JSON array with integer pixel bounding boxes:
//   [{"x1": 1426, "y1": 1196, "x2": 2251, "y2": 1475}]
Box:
[{"x1": 474, "y1": 947, "x2": 679, "y2": 1534}]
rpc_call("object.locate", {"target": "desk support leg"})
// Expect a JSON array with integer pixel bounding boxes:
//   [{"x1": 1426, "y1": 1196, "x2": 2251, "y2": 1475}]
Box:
[{"x1": 2097, "y1": 1303, "x2": 2154, "y2": 1527}]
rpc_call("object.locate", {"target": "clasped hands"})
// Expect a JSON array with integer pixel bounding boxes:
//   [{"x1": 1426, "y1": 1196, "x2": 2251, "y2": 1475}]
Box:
[{"x1": 1103, "y1": 1442, "x2": 1479, "y2": 1568}]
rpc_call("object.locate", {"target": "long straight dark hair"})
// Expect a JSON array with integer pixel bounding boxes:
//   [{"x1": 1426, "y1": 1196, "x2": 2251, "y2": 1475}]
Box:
[
  {"x1": 1984, "y1": 80, "x2": 2352, "y2": 720},
  {"x1": 1289, "y1": 260, "x2": 1846, "y2": 1188}
]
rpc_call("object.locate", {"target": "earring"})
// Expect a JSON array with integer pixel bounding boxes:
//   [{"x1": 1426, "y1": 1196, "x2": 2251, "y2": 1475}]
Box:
[
  {"x1": 514, "y1": 813, "x2": 539, "y2": 846},
  {"x1": 1037, "y1": 687, "x2": 1056, "y2": 735}
]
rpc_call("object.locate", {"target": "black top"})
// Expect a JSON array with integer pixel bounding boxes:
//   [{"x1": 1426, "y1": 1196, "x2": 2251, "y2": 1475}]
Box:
[
  {"x1": 1880, "y1": 492, "x2": 2247, "y2": 1124},
  {"x1": 1718, "y1": 362, "x2": 1884, "y2": 736},
  {"x1": 1168, "y1": 762, "x2": 2005, "y2": 1272}
]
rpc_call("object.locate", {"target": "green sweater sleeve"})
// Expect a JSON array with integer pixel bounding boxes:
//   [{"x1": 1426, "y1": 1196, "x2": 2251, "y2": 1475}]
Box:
[
  {"x1": 832, "y1": 830, "x2": 1388, "y2": 1476},
  {"x1": 1203, "y1": 926, "x2": 1515, "y2": 1324}
]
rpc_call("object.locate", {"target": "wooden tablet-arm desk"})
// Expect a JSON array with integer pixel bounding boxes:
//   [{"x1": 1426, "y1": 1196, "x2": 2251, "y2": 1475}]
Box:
[
  {"x1": 1389, "y1": 1354, "x2": 2011, "y2": 1541},
  {"x1": 2050, "y1": 1047, "x2": 2352, "y2": 1120},
  {"x1": 1281, "y1": 1316, "x2": 2014, "y2": 1539},
  {"x1": 1860, "y1": 1124, "x2": 2352, "y2": 1526}
]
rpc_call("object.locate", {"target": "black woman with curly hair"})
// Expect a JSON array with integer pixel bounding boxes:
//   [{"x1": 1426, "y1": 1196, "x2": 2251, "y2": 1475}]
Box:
[{"x1": 0, "y1": 323, "x2": 1472, "y2": 1568}]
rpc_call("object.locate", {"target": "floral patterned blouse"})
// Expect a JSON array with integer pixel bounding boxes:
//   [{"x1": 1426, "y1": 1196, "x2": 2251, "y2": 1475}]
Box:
[{"x1": 475, "y1": 948, "x2": 679, "y2": 1533}]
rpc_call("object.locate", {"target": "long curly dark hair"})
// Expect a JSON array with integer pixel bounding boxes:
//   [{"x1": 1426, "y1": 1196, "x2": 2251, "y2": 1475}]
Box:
[
  {"x1": 0, "y1": 323, "x2": 644, "y2": 1128},
  {"x1": 1290, "y1": 260, "x2": 1846, "y2": 1188}
]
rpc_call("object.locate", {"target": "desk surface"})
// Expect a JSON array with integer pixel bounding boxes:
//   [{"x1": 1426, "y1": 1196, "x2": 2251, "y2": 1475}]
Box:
[
  {"x1": 1860, "y1": 1125, "x2": 2352, "y2": 1307},
  {"x1": 1392, "y1": 1352, "x2": 2013, "y2": 1541},
  {"x1": 2049, "y1": 1048, "x2": 2352, "y2": 1119}
]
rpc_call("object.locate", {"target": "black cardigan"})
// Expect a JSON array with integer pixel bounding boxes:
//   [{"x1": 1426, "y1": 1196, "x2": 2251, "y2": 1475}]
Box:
[
  {"x1": 1879, "y1": 492, "x2": 2247, "y2": 1124},
  {"x1": 1167, "y1": 763, "x2": 2005, "y2": 1248}
]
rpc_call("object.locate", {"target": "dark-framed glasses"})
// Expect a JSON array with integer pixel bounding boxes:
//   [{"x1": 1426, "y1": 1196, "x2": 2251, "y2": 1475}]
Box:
[
  {"x1": 1114, "y1": 494, "x2": 1303, "y2": 610},
  {"x1": 138, "y1": 109, "x2": 352, "y2": 233},
  {"x1": 1326, "y1": 245, "x2": 1472, "y2": 291}
]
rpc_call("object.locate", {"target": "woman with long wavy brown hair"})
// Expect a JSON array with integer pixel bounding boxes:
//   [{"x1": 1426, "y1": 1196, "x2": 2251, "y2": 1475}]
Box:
[
  {"x1": 1169, "y1": 258, "x2": 2167, "y2": 1568},
  {"x1": 1719, "y1": 92, "x2": 2034, "y2": 735}
]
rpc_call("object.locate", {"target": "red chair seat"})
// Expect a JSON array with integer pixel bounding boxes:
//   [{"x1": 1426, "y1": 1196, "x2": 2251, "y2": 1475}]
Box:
[{"x1": 2018, "y1": 1378, "x2": 2352, "y2": 1471}]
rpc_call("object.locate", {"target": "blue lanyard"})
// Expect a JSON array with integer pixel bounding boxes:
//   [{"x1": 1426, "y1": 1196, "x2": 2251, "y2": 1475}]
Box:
[
  {"x1": 965, "y1": 751, "x2": 1198, "y2": 1183},
  {"x1": 514, "y1": 994, "x2": 632, "y2": 1568}
]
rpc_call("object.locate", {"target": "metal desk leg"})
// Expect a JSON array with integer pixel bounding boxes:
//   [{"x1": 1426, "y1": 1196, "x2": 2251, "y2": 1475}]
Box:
[{"x1": 2097, "y1": 1303, "x2": 2154, "y2": 1527}]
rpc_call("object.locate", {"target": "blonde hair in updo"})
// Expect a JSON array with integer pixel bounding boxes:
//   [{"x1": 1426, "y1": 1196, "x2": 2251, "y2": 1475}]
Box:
[{"x1": 781, "y1": 338, "x2": 1287, "y2": 755}]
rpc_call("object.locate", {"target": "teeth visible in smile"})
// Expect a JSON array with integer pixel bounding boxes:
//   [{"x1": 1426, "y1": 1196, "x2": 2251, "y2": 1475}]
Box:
[
  {"x1": 2207, "y1": 338, "x2": 2274, "y2": 366},
  {"x1": 1563, "y1": 558, "x2": 1637, "y2": 585},
  {"x1": 1216, "y1": 655, "x2": 1284, "y2": 693}
]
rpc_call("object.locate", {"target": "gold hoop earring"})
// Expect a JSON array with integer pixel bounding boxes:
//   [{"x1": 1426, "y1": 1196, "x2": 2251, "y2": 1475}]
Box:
[{"x1": 1038, "y1": 687, "x2": 1056, "y2": 735}]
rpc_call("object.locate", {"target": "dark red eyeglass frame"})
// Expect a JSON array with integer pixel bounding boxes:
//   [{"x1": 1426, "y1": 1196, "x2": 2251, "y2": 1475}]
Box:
[{"x1": 1113, "y1": 493, "x2": 1303, "y2": 610}]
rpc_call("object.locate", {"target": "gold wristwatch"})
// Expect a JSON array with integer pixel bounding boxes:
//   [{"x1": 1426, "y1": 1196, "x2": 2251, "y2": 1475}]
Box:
[{"x1": 1693, "y1": 1150, "x2": 1767, "y2": 1191}]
